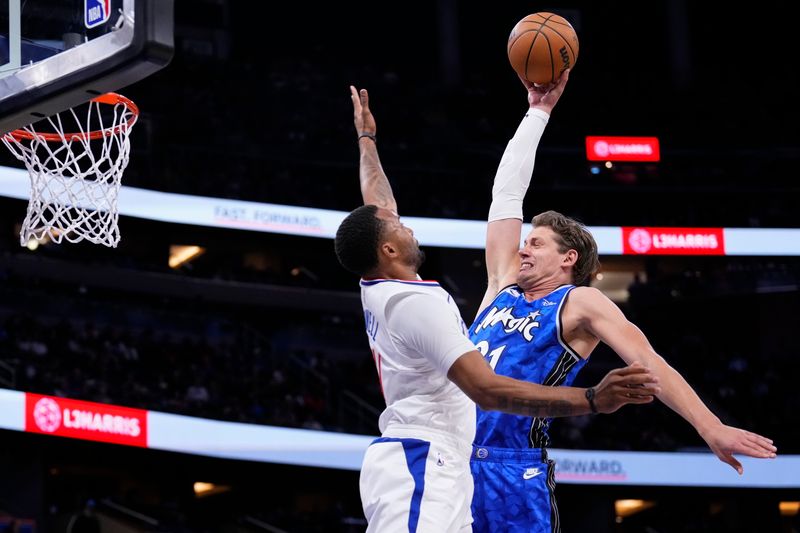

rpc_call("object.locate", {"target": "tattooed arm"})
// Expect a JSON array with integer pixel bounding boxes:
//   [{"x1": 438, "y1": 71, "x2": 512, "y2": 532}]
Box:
[
  {"x1": 350, "y1": 85, "x2": 398, "y2": 213},
  {"x1": 447, "y1": 350, "x2": 661, "y2": 418}
]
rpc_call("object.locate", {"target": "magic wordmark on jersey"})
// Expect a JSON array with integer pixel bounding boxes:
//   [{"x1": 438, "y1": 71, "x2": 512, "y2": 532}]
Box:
[{"x1": 473, "y1": 306, "x2": 543, "y2": 342}]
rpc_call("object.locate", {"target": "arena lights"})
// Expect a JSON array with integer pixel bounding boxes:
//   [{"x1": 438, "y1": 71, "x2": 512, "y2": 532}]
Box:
[
  {"x1": 169, "y1": 245, "x2": 205, "y2": 269},
  {"x1": 614, "y1": 499, "x2": 656, "y2": 519},
  {"x1": 193, "y1": 482, "x2": 230, "y2": 498},
  {"x1": 780, "y1": 502, "x2": 800, "y2": 516}
]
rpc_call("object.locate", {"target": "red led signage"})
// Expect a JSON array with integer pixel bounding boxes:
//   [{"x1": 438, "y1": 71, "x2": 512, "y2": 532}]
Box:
[
  {"x1": 25, "y1": 393, "x2": 148, "y2": 447},
  {"x1": 586, "y1": 136, "x2": 660, "y2": 162},
  {"x1": 622, "y1": 227, "x2": 725, "y2": 255}
]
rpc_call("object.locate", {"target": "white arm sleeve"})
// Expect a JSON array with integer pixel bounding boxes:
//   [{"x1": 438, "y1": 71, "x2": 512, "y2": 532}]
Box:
[
  {"x1": 385, "y1": 293, "x2": 477, "y2": 376},
  {"x1": 487, "y1": 107, "x2": 550, "y2": 222}
]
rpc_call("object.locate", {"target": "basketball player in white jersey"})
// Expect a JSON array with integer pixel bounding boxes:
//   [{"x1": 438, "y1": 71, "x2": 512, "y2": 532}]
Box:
[{"x1": 334, "y1": 86, "x2": 662, "y2": 533}]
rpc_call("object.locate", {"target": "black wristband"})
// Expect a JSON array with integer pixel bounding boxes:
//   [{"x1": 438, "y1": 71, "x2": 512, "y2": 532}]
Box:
[
  {"x1": 358, "y1": 132, "x2": 376, "y2": 143},
  {"x1": 585, "y1": 387, "x2": 598, "y2": 414}
]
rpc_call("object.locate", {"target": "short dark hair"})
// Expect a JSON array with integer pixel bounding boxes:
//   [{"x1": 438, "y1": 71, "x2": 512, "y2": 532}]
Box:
[
  {"x1": 532, "y1": 210, "x2": 600, "y2": 286},
  {"x1": 334, "y1": 204, "x2": 385, "y2": 276}
]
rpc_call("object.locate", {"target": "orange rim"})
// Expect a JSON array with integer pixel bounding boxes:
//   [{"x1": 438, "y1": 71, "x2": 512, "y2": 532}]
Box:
[{"x1": 4, "y1": 93, "x2": 139, "y2": 142}]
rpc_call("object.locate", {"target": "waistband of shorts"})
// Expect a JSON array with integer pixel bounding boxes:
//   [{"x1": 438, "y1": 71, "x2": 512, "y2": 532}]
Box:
[
  {"x1": 471, "y1": 444, "x2": 548, "y2": 463},
  {"x1": 380, "y1": 424, "x2": 473, "y2": 456}
]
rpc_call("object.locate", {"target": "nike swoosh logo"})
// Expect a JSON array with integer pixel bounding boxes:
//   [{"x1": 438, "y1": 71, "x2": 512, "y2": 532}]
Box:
[{"x1": 523, "y1": 470, "x2": 542, "y2": 479}]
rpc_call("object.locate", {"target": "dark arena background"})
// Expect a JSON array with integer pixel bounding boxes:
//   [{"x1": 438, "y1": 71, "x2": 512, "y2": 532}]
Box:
[{"x1": 1, "y1": 1, "x2": 798, "y2": 532}]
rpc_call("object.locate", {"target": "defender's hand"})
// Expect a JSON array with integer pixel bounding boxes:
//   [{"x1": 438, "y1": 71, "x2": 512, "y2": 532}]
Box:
[
  {"x1": 350, "y1": 85, "x2": 376, "y2": 137},
  {"x1": 592, "y1": 362, "x2": 661, "y2": 414}
]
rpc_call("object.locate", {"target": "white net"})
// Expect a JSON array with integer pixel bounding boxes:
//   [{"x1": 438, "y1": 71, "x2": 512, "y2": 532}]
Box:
[{"x1": 1, "y1": 93, "x2": 138, "y2": 248}]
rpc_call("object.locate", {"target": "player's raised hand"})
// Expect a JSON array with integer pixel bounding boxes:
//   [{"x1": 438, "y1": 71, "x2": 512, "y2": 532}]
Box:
[
  {"x1": 350, "y1": 85, "x2": 376, "y2": 138},
  {"x1": 699, "y1": 424, "x2": 778, "y2": 474},
  {"x1": 591, "y1": 362, "x2": 661, "y2": 414},
  {"x1": 520, "y1": 68, "x2": 569, "y2": 114}
]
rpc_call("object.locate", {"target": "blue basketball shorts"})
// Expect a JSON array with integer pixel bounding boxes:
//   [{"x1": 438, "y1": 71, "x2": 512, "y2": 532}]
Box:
[{"x1": 470, "y1": 446, "x2": 559, "y2": 533}]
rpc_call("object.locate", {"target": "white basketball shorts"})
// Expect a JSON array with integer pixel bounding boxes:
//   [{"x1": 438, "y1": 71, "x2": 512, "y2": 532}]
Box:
[{"x1": 360, "y1": 428, "x2": 473, "y2": 533}]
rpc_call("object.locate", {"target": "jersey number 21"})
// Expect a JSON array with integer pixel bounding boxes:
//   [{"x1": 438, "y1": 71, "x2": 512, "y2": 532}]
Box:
[{"x1": 475, "y1": 340, "x2": 506, "y2": 371}]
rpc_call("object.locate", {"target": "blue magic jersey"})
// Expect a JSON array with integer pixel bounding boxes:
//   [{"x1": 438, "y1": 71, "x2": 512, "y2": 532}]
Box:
[{"x1": 469, "y1": 284, "x2": 588, "y2": 449}]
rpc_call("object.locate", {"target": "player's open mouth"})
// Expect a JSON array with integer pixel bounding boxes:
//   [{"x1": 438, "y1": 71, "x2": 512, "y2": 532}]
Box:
[{"x1": 520, "y1": 262, "x2": 533, "y2": 271}]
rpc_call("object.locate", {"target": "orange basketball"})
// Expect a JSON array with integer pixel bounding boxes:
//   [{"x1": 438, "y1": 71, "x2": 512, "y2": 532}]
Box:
[{"x1": 507, "y1": 12, "x2": 579, "y2": 85}]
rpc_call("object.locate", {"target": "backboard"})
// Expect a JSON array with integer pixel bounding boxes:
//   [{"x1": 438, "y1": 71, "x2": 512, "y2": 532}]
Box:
[{"x1": 0, "y1": 0, "x2": 173, "y2": 135}]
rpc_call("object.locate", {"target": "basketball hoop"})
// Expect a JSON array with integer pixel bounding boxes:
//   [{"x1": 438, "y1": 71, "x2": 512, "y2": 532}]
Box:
[{"x1": 2, "y1": 93, "x2": 139, "y2": 248}]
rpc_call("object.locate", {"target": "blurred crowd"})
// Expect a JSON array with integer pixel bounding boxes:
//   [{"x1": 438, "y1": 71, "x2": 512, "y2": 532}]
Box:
[
  {"x1": 0, "y1": 251, "x2": 796, "y2": 454},
  {"x1": 0, "y1": 277, "x2": 383, "y2": 436}
]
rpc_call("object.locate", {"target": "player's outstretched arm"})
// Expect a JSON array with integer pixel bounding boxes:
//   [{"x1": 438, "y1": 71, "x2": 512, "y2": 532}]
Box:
[
  {"x1": 478, "y1": 71, "x2": 570, "y2": 317},
  {"x1": 567, "y1": 286, "x2": 778, "y2": 473},
  {"x1": 448, "y1": 351, "x2": 660, "y2": 418},
  {"x1": 700, "y1": 424, "x2": 778, "y2": 474},
  {"x1": 388, "y1": 290, "x2": 658, "y2": 420},
  {"x1": 349, "y1": 86, "x2": 398, "y2": 213}
]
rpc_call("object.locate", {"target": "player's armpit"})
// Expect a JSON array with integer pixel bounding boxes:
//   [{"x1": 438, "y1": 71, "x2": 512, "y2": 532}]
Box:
[{"x1": 566, "y1": 286, "x2": 655, "y2": 362}]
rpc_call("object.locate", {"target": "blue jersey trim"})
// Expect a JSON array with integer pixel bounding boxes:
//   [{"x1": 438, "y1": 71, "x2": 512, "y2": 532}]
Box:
[
  {"x1": 555, "y1": 286, "x2": 582, "y2": 360},
  {"x1": 360, "y1": 278, "x2": 441, "y2": 287},
  {"x1": 471, "y1": 284, "x2": 520, "y2": 328},
  {"x1": 371, "y1": 437, "x2": 430, "y2": 533}
]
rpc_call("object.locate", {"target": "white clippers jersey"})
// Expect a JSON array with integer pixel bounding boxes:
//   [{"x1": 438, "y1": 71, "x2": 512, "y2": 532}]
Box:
[{"x1": 360, "y1": 278, "x2": 477, "y2": 446}]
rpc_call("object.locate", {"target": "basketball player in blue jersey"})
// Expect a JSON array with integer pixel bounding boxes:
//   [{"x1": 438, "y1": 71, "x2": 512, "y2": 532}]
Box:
[
  {"x1": 469, "y1": 69, "x2": 778, "y2": 533},
  {"x1": 335, "y1": 85, "x2": 662, "y2": 533}
]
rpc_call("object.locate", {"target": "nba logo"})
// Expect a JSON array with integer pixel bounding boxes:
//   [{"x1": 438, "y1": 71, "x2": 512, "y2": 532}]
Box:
[{"x1": 85, "y1": 0, "x2": 112, "y2": 29}]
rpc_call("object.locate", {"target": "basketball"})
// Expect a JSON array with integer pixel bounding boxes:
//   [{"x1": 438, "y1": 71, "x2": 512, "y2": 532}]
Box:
[{"x1": 507, "y1": 12, "x2": 579, "y2": 85}]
